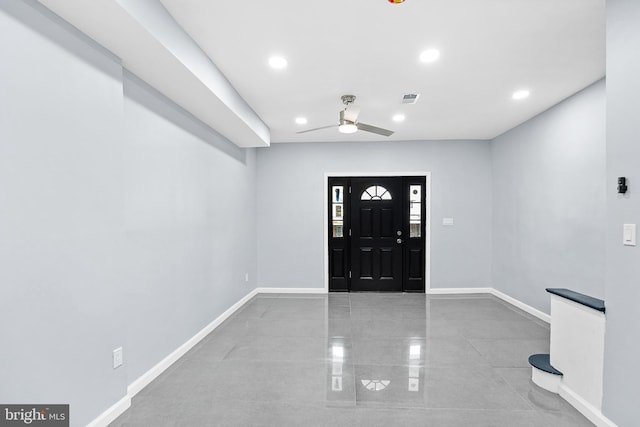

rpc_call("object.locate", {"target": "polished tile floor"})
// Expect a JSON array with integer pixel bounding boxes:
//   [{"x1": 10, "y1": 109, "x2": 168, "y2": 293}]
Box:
[{"x1": 111, "y1": 293, "x2": 593, "y2": 426}]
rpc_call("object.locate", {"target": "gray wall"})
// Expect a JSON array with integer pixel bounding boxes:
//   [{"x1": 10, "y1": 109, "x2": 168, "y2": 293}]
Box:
[
  {"x1": 0, "y1": 2, "x2": 257, "y2": 425},
  {"x1": 0, "y1": 1, "x2": 127, "y2": 423},
  {"x1": 256, "y1": 140, "x2": 492, "y2": 290},
  {"x1": 491, "y1": 80, "x2": 606, "y2": 314},
  {"x1": 603, "y1": 1, "x2": 640, "y2": 424},
  {"x1": 122, "y1": 73, "x2": 257, "y2": 383}
]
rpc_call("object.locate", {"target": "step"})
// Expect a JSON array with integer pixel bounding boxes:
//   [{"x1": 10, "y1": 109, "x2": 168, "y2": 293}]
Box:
[
  {"x1": 529, "y1": 353, "x2": 563, "y2": 375},
  {"x1": 529, "y1": 353, "x2": 562, "y2": 393}
]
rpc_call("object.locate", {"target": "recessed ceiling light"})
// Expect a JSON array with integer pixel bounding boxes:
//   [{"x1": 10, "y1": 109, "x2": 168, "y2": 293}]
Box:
[
  {"x1": 419, "y1": 49, "x2": 440, "y2": 63},
  {"x1": 295, "y1": 117, "x2": 308, "y2": 125},
  {"x1": 392, "y1": 114, "x2": 406, "y2": 122},
  {"x1": 268, "y1": 56, "x2": 287, "y2": 69},
  {"x1": 512, "y1": 89, "x2": 530, "y2": 100}
]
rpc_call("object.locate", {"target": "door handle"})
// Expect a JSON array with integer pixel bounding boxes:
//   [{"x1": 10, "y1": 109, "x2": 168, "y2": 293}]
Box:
[{"x1": 397, "y1": 238, "x2": 403, "y2": 244}]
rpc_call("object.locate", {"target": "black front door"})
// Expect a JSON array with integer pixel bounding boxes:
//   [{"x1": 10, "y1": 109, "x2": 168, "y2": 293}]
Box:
[
  {"x1": 350, "y1": 177, "x2": 404, "y2": 291},
  {"x1": 328, "y1": 176, "x2": 426, "y2": 292}
]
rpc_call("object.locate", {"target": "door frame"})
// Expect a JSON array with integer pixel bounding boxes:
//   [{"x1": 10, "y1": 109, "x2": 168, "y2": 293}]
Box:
[{"x1": 323, "y1": 171, "x2": 431, "y2": 292}]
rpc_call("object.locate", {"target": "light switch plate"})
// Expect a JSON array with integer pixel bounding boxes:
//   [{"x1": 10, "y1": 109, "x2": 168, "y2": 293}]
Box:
[
  {"x1": 113, "y1": 347, "x2": 123, "y2": 369},
  {"x1": 623, "y1": 224, "x2": 636, "y2": 246}
]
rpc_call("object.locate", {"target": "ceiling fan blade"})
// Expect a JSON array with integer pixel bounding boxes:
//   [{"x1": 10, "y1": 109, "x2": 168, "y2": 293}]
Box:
[
  {"x1": 343, "y1": 105, "x2": 361, "y2": 123},
  {"x1": 296, "y1": 124, "x2": 336, "y2": 134},
  {"x1": 356, "y1": 122, "x2": 394, "y2": 137}
]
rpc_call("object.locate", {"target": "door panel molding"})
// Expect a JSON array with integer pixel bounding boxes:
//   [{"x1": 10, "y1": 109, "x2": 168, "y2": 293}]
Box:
[
  {"x1": 324, "y1": 172, "x2": 431, "y2": 293},
  {"x1": 350, "y1": 177, "x2": 403, "y2": 291}
]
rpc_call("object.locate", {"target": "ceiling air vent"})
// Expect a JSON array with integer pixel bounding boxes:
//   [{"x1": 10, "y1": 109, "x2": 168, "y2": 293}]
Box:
[{"x1": 402, "y1": 93, "x2": 420, "y2": 104}]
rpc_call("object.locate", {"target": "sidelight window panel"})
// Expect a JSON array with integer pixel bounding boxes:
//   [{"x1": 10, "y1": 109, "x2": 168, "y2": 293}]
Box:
[
  {"x1": 332, "y1": 222, "x2": 344, "y2": 238},
  {"x1": 332, "y1": 186, "x2": 344, "y2": 203},
  {"x1": 333, "y1": 204, "x2": 343, "y2": 220},
  {"x1": 331, "y1": 186, "x2": 345, "y2": 238},
  {"x1": 409, "y1": 185, "x2": 422, "y2": 238}
]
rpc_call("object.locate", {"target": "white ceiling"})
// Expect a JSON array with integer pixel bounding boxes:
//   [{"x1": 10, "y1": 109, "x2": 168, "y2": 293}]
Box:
[{"x1": 39, "y1": 0, "x2": 605, "y2": 146}]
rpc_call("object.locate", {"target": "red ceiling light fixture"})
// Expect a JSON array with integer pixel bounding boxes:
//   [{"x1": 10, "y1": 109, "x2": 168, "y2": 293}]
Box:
[{"x1": 388, "y1": 0, "x2": 406, "y2": 3}]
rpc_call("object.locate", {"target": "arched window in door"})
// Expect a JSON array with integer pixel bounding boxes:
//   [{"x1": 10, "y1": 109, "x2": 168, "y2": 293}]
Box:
[{"x1": 361, "y1": 185, "x2": 392, "y2": 201}]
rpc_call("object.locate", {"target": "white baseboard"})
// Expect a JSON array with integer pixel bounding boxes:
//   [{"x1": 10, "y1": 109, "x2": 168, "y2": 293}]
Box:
[
  {"x1": 425, "y1": 287, "x2": 550, "y2": 323},
  {"x1": 559, "y1": 384, "x2": 618, "y2": 427},
  {"x1": 86, "y1": 395, "x2": 131, "y2": 427},
  {"x1": 128, "y1": 288, "x2": 258, "y2": 397},
  {"x1": 88, "y1": 289, "x2": 259, "y2": 426},
  {"x1": 426, "y1": 287, "x2": 493, "y2": 295},
  {"x1": 426, "y1": 287, "x2": 550, "y2": 323},
  {"x1": 255, "y1": 287, "x2": 326, "y2": 294},
  {"x1": 490, "y1": 288, "x2": 551, "y2": 324}
]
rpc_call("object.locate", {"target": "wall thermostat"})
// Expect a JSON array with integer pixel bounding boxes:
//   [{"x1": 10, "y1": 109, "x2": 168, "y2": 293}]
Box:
[{"x1": 618, "y1": 177, "x2": 628, "y2": 194}]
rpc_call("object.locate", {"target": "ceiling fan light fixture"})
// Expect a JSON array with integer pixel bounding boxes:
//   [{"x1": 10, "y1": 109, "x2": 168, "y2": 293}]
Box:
[
  {"x1": 298, "y1": 95, "x2": 393, "y2": 137},
  {"x1": 338, "y1": 121, "x2": 358, "y2": 134}
]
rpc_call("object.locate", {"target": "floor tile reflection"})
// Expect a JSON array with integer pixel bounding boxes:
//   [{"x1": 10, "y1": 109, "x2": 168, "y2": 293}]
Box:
[
  {"x1": 354, "y1": 364, "x2": 426, "y2": 408},
  {"x1": 111, "y1": 293, "x2": 593, "y2": 426}
]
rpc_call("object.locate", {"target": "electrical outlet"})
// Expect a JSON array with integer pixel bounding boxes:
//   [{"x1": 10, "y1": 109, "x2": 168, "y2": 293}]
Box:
[
  {"x1": 245, "y1": 273, "x2": 249, "y2": 282},
  {"x1": 113, "y1": 347, "x2": 123, "y2": 369}
]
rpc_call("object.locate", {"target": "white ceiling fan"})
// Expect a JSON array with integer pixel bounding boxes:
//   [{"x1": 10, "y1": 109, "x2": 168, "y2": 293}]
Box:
[{"x1": 297, "y1": 95, "x2": 394, "y2": 137}]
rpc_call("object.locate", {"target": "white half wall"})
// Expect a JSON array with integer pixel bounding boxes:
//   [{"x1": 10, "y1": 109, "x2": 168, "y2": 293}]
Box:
[{"x1": 550, "y1": 295, "x2": 605, "y2": 411}]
